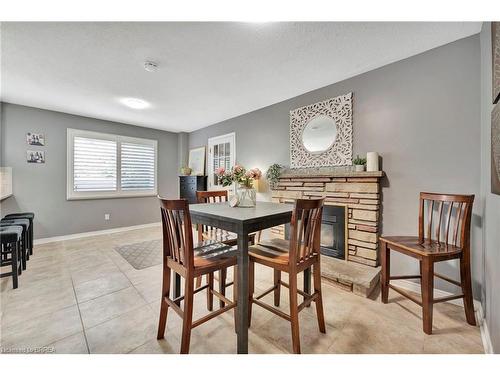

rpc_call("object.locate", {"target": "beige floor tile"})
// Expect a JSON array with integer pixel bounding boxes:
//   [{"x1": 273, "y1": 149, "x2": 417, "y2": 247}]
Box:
[
  {"x1": 71, "y1": 261, "x2": 121, "y2": 285},
  {"x1": 129, "y1": 337, "x2": 180, "y2": 354},
  {"x1": 85, "y1": 305, "x2": 157, "y2": 354},
  {"x1": 78, "y1": 286, "x2": 147, "y2": 329},
  {"x1": 0, "y1": 305, "x2": 82, "y2": 350},
  {"x1": 50, "y1": 332, "x2": 89, "y2": 354},
  {"x1": 74, "y1": 272, "x2": 131, "y2": 303}
]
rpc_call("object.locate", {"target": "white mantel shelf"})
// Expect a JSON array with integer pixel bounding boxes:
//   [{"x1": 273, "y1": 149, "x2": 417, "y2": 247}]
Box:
[{"x1": 279, "y1": 168, "x2": 385, "y2": 179}]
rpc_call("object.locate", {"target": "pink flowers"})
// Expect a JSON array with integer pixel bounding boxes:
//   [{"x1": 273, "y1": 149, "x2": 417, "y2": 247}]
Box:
[
  {"x1": 215, "y1": 167, "x2": 226, "y2": 176},
  {"x1": 216, "y1": 165, "x2": 262, "y2": 188}
]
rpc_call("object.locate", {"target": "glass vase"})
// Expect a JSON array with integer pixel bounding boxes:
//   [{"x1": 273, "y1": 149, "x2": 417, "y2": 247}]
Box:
[{"x1": 237, "y1": 185, "x2": 256, "y2": 207}]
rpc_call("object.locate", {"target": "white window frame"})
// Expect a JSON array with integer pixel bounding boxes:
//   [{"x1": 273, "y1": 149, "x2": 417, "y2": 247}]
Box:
[
  {"x1": 207, "y1": 132, "x2": 236, "y2": 191},
  {"x1": 67, "y1": 128, "x2": 158, "y2": 200}
]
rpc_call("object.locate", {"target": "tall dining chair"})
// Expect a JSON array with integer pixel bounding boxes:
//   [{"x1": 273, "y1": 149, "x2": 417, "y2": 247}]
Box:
[
  {"x1": 195, "y1": 190, "x2": 257, "y2": 309},
  {"x1": 157, "y1": 198, "x2": 238, "y2": 354},
  {"x1": 379, "y1": 192, "x2": 476, "y2": 334},
  {"x1": 247, "y1": 198, "x2": 326, "y2": 354}
]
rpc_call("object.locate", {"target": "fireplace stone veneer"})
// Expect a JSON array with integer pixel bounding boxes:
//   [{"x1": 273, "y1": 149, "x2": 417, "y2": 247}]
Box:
[{"x1": 271, "y1": 169, "x2": 384, "y2": 267}]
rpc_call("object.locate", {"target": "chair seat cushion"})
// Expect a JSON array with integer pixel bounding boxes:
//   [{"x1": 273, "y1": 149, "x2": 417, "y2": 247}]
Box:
[
  {"x1": 193, "y1": 240, "x2": 238, "y2": 268},
  {"x1": 249, "y1": 238, "x2": 290, "y2": 265},
  {"x1": 1, "y1": 218, "x2": 29, "y2": 231},
  {"x1": 380, "y1": 236, "x2": 463, "y2": 256},
  {"x1": 0, "y1": 226, "x2": 23, "y2": 243}
]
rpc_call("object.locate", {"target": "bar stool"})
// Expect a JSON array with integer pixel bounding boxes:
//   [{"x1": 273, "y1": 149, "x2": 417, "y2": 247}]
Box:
[
  {"x1": 4, "y1": 212, "x2": 34, "y2": 256},
  {"x1": 0, "y1": 226, "x2": 23, "y2": 289},
  {"x1": 1, "y1": 218, "x2": 30, "y2": 270}
]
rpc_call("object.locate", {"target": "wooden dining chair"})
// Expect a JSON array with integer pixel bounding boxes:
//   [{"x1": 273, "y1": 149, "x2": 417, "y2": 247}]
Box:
[
  {"x1": 247, "y1": 198, "x2": 326, "y2": 354},
  {"x1": 195, "y1": 190, "x2": 257, "y2": 309},
  {"x1": 380, "y1": 192, "x2": 476, "y2": 334},
  {"x1": 157, "y1": 197, "x2": 238, "y2": 354}
]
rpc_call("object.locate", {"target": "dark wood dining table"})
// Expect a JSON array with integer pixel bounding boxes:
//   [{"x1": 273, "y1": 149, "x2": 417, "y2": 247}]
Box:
[{"x1": 178, "y1": 201, "x2": 296, "y2": 354}]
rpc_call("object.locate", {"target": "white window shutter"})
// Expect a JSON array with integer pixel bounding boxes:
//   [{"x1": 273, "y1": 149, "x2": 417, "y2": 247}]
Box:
[
  {"x1": 120, "y1": 142, "x2": 156, "y2": 191},
  {"x1": 73, "y1": 136, "x2": 117, "y2": 192}
]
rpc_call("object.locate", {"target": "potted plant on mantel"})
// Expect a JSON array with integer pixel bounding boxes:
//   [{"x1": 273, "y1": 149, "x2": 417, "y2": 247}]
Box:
[
  {"x1": 266, "y1": 163, "x2": 284, "y2": 190},
  {"x1": 353, "y1": 155, "x2": 367, "y2": 172},
  {"x1": 216, "y1": 165, "x2": 262, "y2": 207}
]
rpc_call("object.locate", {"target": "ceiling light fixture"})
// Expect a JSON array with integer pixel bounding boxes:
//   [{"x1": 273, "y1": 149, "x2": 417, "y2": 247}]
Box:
[{"x1": 120, "y1": 97, "x2": 150, "y2": 109}]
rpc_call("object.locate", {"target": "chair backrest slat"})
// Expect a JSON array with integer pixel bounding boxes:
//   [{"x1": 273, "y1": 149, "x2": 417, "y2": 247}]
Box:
[
  {"x1": 196, "y1": 190, "x2": 228, "y2": 243},
  {"x1": 159, "y1": 197, "x2": 194, "y2": 271},
  {"x1": 418, "y1": 192, "x2": 474, "y2": 251},
  {"x1": 288, "y1": 199, "x2": 324, "y2": 266}
]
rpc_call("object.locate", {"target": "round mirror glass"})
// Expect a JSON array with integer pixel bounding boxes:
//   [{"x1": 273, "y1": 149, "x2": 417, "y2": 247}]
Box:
[{"x1": 302, "y1": 115, "x2": 337, "y2": 153}]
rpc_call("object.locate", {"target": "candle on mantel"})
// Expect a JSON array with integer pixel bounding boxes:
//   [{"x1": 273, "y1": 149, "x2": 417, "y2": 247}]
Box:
[{"x1": 366, "y1": 152, "x2": 379, "y2": 172}]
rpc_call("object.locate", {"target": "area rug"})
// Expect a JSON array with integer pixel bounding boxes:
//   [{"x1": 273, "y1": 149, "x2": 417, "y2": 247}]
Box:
[{"x1": 115, "y1": 239, "x2": 162, "y2": 270}]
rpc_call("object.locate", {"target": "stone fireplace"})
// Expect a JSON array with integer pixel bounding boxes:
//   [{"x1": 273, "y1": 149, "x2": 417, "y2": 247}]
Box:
[{"x1": 271, "y1": 168, "x2": 384, "y2": 296}]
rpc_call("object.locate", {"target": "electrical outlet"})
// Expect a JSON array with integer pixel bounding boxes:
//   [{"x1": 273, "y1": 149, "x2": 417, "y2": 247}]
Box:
[{"x1": 104, "y1": 213, "x2": 110, "y2": 221}]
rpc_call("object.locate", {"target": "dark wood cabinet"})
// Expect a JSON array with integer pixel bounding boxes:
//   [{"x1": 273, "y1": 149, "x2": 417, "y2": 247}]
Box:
[{"x1": 179, "y1": 176, "x2": 207, "y2": 204}]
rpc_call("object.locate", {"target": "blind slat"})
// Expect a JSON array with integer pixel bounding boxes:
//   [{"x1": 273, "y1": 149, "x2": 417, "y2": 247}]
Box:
[{"x1": 121, "y1": 142, "x2": 155, "y2": 191}]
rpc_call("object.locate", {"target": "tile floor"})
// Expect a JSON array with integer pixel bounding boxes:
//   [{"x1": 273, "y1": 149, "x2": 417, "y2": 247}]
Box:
[{"x1": 0, "y1": 226, "x2": 485, "y2": 354}]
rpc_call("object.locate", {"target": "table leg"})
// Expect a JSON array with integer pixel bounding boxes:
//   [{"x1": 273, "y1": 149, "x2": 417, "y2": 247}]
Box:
[
  {"x1": 174, "y1": 272, "x2": 181, "y2": 305},
  {"x1": 236, "y1": 230, "x2": 249, "y2": 354},
  {"x1": 303, "y1": 267, "x2": 311, "y2": 306}
]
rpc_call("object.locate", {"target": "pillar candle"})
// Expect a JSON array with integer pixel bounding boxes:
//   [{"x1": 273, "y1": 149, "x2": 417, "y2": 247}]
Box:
[{"x1": 366, "y1": 152, "x2": 379, "y2": 172}]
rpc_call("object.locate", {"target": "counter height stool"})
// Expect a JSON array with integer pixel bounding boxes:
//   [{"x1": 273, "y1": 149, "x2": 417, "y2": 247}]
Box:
[
  {"x1": 380, "y1": 192, "x2": 476, "y2": 334},
  {"x1": 4, "y1": 212, "x2": 34, "y2": 256},
  {"x1": 0, "y1": 226, "x2": 23, "y2": 289},
  {"x1": 247, "y1": 198, "x2": 326, "y2": 354},
  {"x1": 1, "y1": 218, "x2": 30, "y2": 270},
  {"x1": 157, "y1": 198, "x2": 238, "y2": 354}
]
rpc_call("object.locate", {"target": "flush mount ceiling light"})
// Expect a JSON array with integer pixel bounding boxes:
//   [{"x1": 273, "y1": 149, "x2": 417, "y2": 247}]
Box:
[{"x1": 120, "y1": 97, "x2": 151, "y2": 109}]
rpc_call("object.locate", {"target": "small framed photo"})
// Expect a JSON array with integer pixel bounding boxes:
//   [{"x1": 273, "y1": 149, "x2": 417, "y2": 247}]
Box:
[
  {"x1": 188, "y1": 147, "x2": 206, "y2": 175},
  {"x1": 27, "y1": 150, "x2": 45, "y2": 164},
  {"x1": 26, "y1": 132, "x2": 45, "y2": 146}
]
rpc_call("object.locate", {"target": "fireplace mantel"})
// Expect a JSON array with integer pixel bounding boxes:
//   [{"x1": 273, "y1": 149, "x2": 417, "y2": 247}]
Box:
[
  {"x1": 279, "y1": 167, "x2": 385, "y2": 179},
  {"x1": 271, "y1": 169, "x2": 385, "y2": 269}
]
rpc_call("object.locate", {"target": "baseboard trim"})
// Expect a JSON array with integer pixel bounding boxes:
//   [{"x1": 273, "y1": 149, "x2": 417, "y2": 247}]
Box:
[
  {"x1": 391, "y1": 279, "x2": 493, "y2": 354},
  {"x1": 34, "y1": 222, "x2": 161, "y2": 245}
]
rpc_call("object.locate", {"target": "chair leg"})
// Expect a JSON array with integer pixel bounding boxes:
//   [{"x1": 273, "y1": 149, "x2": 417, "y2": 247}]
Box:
[
  {"x1": 248, "y1": 261, "x2": 254, "y2": 327},
  {"x1": 274, "y1": 269, "x2": 281, "y2": 307},
  {"x1": 289, "y1": 273, "x2": 301, "y2": 354},
  {"x1": 460, "y1": 255, "x2": 476, "y2": 326},
  {"x1": 180, "y1": 276, "x2": 195, "y2": 354},
  {"x1": 421, "y1": 257, "x2": 434, "y2": 335},
  {"x1": 12, "y1": 242, "x2": 19, "y2": 289},
  {"x1": 195, "y1": 276, "x2": 202, "y2": 288},
  {"x1": 380, "y1": 240, "x2": 390, "y2": 303},
  {"x1": 219, "y1": 268, "x2": 227, "y2": 308},
  {"x1": 207, "y1": 272, "x2": 214, "y2": 311},
  {"x1": 313, "y1": 262, "x2": 326, "y2": 333},
  {"x1": 157, "y1": 266, "x2": 171, "y2": 339},
  {"x1": 233, "y1": 265, "x2": 238, "y2": 333}
]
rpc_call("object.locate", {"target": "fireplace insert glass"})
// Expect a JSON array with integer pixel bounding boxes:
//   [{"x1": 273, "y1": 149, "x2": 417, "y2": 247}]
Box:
[{"x1": 285, "y1": 205, "x2": 346, "y2": 260}]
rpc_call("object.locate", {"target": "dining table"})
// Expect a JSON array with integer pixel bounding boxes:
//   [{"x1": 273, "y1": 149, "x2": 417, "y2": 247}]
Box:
[{"x1": 174, "y1": 201, "x2": 304, "y2": 354}]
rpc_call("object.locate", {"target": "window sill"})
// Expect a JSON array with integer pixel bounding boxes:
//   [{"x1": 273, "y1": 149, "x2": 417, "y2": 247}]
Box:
[{"x1": 66, "y1": 192, "x2": 158, "y2": 201}]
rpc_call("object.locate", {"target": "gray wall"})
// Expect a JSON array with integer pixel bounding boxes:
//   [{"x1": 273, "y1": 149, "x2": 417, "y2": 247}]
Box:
[
  {"x1": 0, "y1": 103, "x2": 179, "y2": 239},
  {"x1": 480, "y1": 23, "x2": 500, "y2": 353},
  {"x1": 189, "y1": 35, "x2": 483, "y2": 297}
]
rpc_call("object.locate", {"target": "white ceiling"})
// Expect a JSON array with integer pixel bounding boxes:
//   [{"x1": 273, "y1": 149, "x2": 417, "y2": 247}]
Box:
[{"x1": 1, "y1": 22, "x2": 481, "y2": 133}]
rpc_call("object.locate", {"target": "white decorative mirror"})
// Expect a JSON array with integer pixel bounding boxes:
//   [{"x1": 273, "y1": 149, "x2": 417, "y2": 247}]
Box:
[
  {"x1": 302, "y1": 115, "x2": 337, "y2": 153},
  {"x1": 290, "y1": 93, "x2": 353, "y2": 168}
]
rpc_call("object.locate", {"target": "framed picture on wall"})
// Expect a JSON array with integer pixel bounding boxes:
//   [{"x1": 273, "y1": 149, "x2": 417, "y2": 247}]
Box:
[
  {"x1": 493, "y1": 22, "x2": 500, "y2": 104},
  {"x1": 27, "y1": 150, "x2": 45, "y2": 164},
  {"x1": 492, "y1": 102, "x2": 500, "y2": 195},
  {"x1": 26, "y1": 132, "x2": 45, "y2": 146},
  {"x1": 188, "y1": 147, "x2": 206, "y2": 175}
]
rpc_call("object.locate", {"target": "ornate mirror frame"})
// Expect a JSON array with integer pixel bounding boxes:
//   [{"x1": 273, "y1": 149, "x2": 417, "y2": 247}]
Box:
[{"x1": 290, "y1": 92, "x2": 353, "y2": 168}]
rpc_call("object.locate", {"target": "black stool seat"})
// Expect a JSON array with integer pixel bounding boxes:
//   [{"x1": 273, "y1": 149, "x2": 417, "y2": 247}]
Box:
[
  {"x1": 4, "y1": 212, "x2": 35, "y2": 220},
  {"x1": 1, "y1": 218, "x2": 30, "y2": 269},
  {"x1": 1, "y1": 218, "x2": 30, "y2": 228},
  {"x1": 0, "y1": 226, "x2": 23, "y2": 243}
]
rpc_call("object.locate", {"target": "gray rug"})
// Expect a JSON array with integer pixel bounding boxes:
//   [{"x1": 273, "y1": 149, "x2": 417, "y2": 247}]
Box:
[{"x1": 115, "y1": 239, "x2": 163, "y2": 270}]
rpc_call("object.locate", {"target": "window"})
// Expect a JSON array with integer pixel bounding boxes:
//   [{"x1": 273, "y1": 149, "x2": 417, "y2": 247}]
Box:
[
  {"x1": 207, "y1": 132, "x2": 235, "y2": 190},
  {"x1": 67, "y1": 129, "x2": 157, "y2": 200}
]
